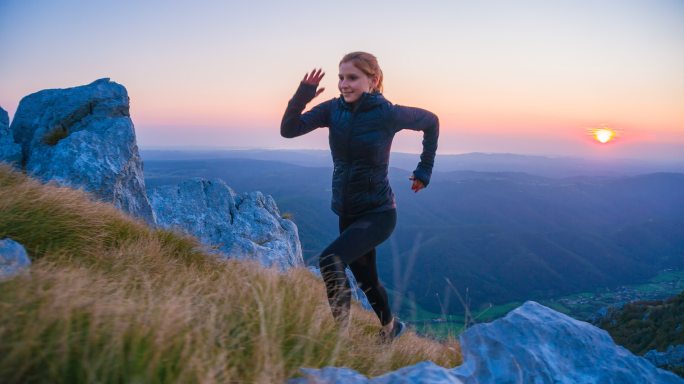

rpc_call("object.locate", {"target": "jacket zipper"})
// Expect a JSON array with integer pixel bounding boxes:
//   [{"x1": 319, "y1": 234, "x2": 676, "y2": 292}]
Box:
[{"x1": 341, "y1": 97, "x2": 364, "y2": 215}]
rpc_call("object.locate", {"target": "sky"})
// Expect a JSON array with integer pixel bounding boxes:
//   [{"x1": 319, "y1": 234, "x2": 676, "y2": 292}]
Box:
[{"x1": 1, "y1": 0, "x2": 683, "y2": 161}]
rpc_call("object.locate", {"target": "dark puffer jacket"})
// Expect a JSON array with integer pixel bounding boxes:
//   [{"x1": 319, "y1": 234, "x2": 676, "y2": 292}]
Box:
[{"x1": 281, "y1": 83, "x2": 439, "y2": 217}]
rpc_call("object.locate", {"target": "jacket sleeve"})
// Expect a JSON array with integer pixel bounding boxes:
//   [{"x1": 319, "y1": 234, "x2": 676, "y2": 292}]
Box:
[
  {"x1": 280, "y1": 82, "x2": 331, "y2": 138},
  {"x1": 392, "y1": 105, "x2": 439, "y2": 187}
]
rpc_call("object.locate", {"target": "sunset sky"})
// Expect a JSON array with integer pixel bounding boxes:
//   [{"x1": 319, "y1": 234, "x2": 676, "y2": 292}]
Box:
[{"x1": 1, "y1": 0, "x2": 683, "y2": 160}]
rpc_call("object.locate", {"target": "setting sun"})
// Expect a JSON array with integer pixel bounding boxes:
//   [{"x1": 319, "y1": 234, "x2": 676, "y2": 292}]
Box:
[{"x1": 592, "y1": 128, "x2": 616, "y2": 144}]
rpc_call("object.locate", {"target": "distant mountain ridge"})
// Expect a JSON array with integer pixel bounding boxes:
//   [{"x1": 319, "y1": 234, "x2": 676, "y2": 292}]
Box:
[{"x1": 141, "y1": 148, "x2": 684, "y2": 177}]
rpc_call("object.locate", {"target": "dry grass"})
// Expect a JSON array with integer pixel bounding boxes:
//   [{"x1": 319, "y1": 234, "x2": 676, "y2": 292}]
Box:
[{"x1": 0, "y1": 164, "x2": 461, "y2": 383}]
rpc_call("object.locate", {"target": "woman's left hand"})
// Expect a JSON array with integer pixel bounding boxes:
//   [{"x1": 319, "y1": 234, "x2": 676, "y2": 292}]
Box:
[{"x1": 409, "y1": 175, "x2": 425, "y2": 193}]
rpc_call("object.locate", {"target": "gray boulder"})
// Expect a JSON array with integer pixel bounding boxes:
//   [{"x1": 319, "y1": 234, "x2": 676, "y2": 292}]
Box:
[
  {"x1": 292, "y1": 301, "x2": 684, "y2": 384},
  {"x1": 9, "y1": 79, "x2": 154, "y2": 223},
  {"x1": 0, "y1": 106, "x2": 21, "y2": 164},
  {"x1": 0, "y1": 238, "x2": 31, "y2": 279},
  {"x1": 149, "y1": 178, "x2": 303, "y2": 270},
  {"x1": 451, "y1": 301, "x2": 683, "y2": 383}
]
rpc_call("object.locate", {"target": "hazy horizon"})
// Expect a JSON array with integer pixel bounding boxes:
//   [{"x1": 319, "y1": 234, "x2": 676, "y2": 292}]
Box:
[{"x1": 139, "y1": 145, "x2": 684, "y2": 164}]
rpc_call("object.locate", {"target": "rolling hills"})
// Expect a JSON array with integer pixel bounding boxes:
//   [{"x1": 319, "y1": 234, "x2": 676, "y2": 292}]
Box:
[{"x1": 143, "y1": 152, "x2": 684, "y2": 317}]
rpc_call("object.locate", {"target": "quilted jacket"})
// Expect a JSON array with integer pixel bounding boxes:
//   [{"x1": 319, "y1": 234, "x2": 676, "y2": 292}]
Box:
[{"x1": 281, "y1": 82, "x2": 439, "y2": 217}]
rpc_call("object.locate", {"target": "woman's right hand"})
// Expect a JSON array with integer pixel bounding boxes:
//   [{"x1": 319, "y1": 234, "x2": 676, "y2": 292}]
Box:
[{"x1": 302, "y1": 68, "x2": 325, "y2": 98}]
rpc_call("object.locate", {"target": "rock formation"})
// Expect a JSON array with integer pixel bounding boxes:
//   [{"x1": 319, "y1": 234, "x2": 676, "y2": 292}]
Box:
[
  {"x1": 452, "y1": 301, "x2": 682, "y2": 383},
  {"x1": 149, "y1": 178, "x2": 303, "y2": 270},
  {"x1": 0, "y1": 238, "x2": 30, "y2": 279},
  {"x1": 9, "y1": 79, "x2": 154, "y2": 223},
  {"x1": 7, "y1": 79, "x2": 307, "y2": 270},
  {"x1": 291, "y1": 301, "x2": 684, "y2": 384},
  {"x1": 0, "y1": 107, "x2": 21, "y2": 164}
]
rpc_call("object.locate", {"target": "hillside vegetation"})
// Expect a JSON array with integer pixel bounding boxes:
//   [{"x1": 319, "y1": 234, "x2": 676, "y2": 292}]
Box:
[
  {"x1": 597, "y1": 291, "x2": 684, "y2": 375},
  {"x1": 0, "y1": 164, "x2": 459, "y2": 383}
]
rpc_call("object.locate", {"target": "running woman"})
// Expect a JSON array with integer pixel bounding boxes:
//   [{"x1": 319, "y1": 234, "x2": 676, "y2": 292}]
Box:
[{"x1": 281, "y1": 51, "x2": 439, "y2": 342}]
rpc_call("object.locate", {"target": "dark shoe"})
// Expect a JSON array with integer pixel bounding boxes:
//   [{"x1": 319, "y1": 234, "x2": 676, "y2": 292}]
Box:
[{"x1": 379, "y1": 319, "x2": 407, "y2": 343}]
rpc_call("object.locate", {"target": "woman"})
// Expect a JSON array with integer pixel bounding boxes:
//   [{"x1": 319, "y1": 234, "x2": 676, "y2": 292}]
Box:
[{"x1": 281, "y1": 52, "x2": 438, "y2": 342}]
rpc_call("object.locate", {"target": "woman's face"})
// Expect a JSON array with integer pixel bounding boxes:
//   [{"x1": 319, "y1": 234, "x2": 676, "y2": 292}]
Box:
[{"x1": 338, "y1": 61, "x2": 376, "y2": 103}]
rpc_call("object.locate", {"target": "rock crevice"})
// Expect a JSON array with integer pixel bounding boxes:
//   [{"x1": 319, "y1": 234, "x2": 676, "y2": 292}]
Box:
[{"x1": 0, "y1": 107, "x2": 21, "y2": 165}]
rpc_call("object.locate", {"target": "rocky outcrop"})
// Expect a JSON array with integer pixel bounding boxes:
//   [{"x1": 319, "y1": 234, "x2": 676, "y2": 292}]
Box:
[
  {"x1": 292, "y1": 301, "x2": 684, "y2": 384},
  {"x1": 9, "y1": 79, "x2": 154, "y2": 223},
  {"x1": 0, "y1": 107, "x2": 21, "y2": 165},
  {"x1": 452, "y1": 301, "x2": 682, "y2": 383},
  {"x1": 7, "y1": 80, "x2": 306, "y2": 270},
  {"x1": 149, "y1": 178, "x2": 303, "y2": 270},
  {"x1": 0, "y1": 238, "x2": 30, "y2": 279}
]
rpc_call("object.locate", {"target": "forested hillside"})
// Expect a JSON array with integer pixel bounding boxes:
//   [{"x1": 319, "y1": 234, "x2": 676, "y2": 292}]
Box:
[{"x1": 596, "y1": 292, "x2": 684, "y2": 376}]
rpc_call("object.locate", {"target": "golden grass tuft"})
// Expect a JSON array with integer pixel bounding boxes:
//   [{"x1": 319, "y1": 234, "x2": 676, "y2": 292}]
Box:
[{"x1": 0, "y1": 164, "x2": 461, "y2": 383}]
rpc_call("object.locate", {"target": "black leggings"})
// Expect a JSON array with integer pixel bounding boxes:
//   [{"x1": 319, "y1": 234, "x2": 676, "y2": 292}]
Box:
[{"x1": 318, "y1": 209, "x2": 397, "y2": 326}]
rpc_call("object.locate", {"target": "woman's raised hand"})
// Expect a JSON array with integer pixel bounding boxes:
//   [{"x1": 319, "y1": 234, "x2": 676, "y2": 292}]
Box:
[{"x1": 302, "y1": 68, "x2": 325, "y2": 98}]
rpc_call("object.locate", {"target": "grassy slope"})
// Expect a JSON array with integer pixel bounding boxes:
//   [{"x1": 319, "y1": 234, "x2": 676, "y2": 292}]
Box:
[{"x1": 0, "y1": 164, "x2": 460, "y2": 383}]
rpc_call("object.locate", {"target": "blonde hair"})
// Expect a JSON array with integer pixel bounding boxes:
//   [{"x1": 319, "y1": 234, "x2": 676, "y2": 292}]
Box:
[{"x1": 339, "y1": 51, "x2": 384, "y2": 93}]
